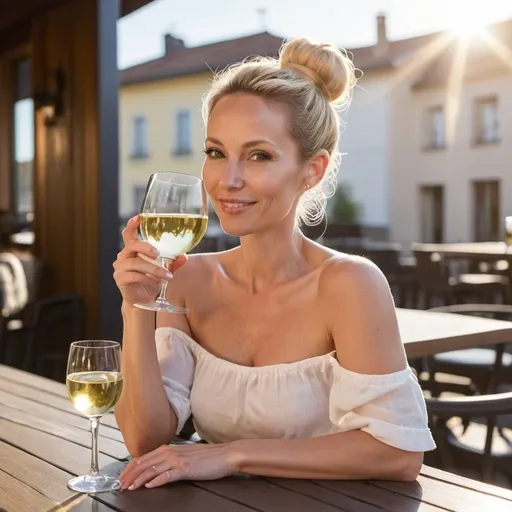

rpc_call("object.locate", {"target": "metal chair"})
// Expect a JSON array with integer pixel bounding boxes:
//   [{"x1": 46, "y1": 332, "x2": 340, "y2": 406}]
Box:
[
  {"x1": 22, "y1": 294, "x2": 84, "y2": 381},
  {"x1": 425, "y1": 390, "x2": 512, "y2": 484},
  {"x1": 414, "y1": 250, "x2": 509, "y2": 308},
  {"x1": 424, "y1": 305, "x2": 512, "y2": 397}
]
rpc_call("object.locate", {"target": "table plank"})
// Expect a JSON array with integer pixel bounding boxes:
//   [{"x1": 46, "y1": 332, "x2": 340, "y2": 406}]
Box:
[
  {"x1": 0, "y1": 418, "x2": 118, "y2": 477},
  {"x1": 196, "y1": 477, "x2": 345, "y2": 512},
  {"x1": 420, "y1": 466, "x2": 512, "y2": 502},
  {"x1": 0, "y1": 468, "x2": 57, "y2": 512},
  {"x1": 61, "y1": 495, "x2": 116, "y2": 511},
  {"x1": 312, "y1": 479, "x2": 443, "y2": 511},
  {"x1": 374, "y1": 475, "x2": 512, "y2": 511},
  {"x1": 0, "y1": 441, "x2": 76, "y2": 505},
  {"x1": 397, "y1": 308, "x2": 512, "y2": 358},
  {"x1": 265, "y1": 478, "x2": 384, "y2": 512},
  {"x1": 0, "y1": 364, "x2": 71, "y2": 397},
  {"x1": 0, "y1": 388, "x2": 124, "y2": 442},
  {"x1": 0, "y1": 404, "x2": 128, "y2": 460},
  {"x1": 95, "y1": 483, "x2": 259, "y2": 512},
  {"x1": 0, "y1": 375, "x2": 118, "y2": 429},
  {"x1": 58, "y1": 495, "x2": 116, "y2": 511}
]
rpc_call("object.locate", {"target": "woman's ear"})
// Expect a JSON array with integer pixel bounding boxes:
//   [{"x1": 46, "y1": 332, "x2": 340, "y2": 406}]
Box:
[{"x1": 305, "y1": 149, "x2": 329, "y2": 189}]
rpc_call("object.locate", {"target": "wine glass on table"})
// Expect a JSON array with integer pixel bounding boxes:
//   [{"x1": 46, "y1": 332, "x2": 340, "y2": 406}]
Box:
[
  {"x1": 134, "y1": 172, "x2": 208, "y2": 314},
  {"x1": 506, "y1": 216, "x2": 512, "y2": 252},
  {"x1": 66, "y1": 340, "x2": 123, "y2": 493}
]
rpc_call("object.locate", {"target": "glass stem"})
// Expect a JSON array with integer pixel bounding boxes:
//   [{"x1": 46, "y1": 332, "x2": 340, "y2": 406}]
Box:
[
  {"x1": 89, "y1": 417, "x2": 100, "y2": 476},
  {"x1": 157, "y1": 258, "x2": 173, "y2": 302}
]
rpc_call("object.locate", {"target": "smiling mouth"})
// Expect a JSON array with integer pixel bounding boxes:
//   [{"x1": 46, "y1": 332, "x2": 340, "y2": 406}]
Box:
[{"x1": 218, "y1": 200, "x2": 257, "y2": 214}]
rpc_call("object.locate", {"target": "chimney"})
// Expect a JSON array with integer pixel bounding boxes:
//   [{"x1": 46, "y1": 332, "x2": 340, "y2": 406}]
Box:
[
  {"x1": 164, "y1": 33, "x2": 185, "y2": 55},
  {"x1": 374, "y1": 13, "x2": 389, "y2": 56}
]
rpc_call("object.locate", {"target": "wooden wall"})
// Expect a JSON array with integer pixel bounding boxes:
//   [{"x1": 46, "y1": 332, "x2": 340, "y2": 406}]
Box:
[
  {"x1": 0, "y1": 0, "x2": 122, "y2": 340},
  {"x1": 31, "y1": 0, "x2": 122, "y2": 340}
]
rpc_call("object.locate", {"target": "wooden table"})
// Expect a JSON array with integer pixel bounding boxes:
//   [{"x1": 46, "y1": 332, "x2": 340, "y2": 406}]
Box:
[
  {"x1": 411, "y1": 242, "x2": 512, "y2": 259},
  {"x1": 397, "y1": 308, "x2": 512, "y2": 358},
  {"x1": 2, "y1": 365, "x2": 512, "y2": 511}
]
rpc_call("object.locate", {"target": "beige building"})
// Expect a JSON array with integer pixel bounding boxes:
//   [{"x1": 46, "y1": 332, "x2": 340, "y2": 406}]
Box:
[
  {"x1": 119, "y1": 18, "x2": 512, "y2": 247},
  {"x1": 119, "y1": 33, "x2": 283, "y2": 218},
  {"x1": 388, "y1": 21, "x2": 512, "y2": 247}
]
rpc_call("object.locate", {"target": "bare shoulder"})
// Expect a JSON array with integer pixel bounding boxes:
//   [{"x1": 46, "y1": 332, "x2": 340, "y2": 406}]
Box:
[
  {"x1": 319, "y1": 254, "x2": 392, "y2": 300},
  {"x1": 156, "y1": 252, "x2": 220, "y2": 330},
  {"x1": 319, "y1": 255, "x2": 407, "y2": 374}
]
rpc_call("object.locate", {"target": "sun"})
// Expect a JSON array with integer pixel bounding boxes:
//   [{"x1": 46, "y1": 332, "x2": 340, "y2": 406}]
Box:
[{"x1": 449, "y1": 14, "x2": 488, "y2": 38}]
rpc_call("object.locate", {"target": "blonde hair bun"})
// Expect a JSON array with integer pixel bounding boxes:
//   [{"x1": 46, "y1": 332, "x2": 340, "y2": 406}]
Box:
[{"x1": 279, "y1": 37, "x2": 356, "y2": 106}]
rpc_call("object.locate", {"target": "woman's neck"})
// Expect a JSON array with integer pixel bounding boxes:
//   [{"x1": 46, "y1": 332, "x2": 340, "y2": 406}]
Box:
[{"x1": 232, "y1": 221, "x2": 311, "y2": 293}]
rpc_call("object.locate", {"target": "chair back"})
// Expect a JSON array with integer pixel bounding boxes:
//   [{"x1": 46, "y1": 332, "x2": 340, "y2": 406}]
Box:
[{"x1": 425, "y1": 391, "x2": 512, "y2": 482}]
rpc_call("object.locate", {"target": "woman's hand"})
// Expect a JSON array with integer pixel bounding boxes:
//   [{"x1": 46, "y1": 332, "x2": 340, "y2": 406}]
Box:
[
  {"x1": 118, "y1": 443, "x2": 240, "y2": 490},
  {"x1": 113, "y1": 215, "x2": 187, "y2": 306}
]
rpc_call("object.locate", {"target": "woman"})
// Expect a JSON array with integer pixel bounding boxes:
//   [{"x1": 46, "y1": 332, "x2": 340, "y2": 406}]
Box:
[{"x1": 114, "y1": 37, "x2": 435, "y2": 491}]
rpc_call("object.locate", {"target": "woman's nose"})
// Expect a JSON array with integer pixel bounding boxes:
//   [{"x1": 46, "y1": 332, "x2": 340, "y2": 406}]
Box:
[{"x1": 219, "y1": 160, "x2": 244, "y2": 190}]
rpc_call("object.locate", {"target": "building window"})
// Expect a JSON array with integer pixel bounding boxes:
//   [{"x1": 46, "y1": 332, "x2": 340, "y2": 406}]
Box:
[
  {"x1": 133, "y1": 184, "x2": 147, "y2": 214},
  {"x1": 424, "y1": 106, "x2": 445, "y2": 150},
  {"x1": 420, "y1": 185, "x2": 444, "y2": 243},
  {"x1": 131, "y1": 115, "x2": 148, "y2": 158},
  {"x1": 174, "y1": 110, "x2": 191, "y2": 155},
  {"x1": 473, "y1": 180, "x2": 500, "y2": 241},
  {"x1": 474, "y1": 97, "x2": 499, "y2": 144}
]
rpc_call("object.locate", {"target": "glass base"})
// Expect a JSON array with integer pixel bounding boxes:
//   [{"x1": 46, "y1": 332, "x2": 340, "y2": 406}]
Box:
[
  {"x1": 134, "y1": 298, "x2": 188, "y2": 314},
  {"x1": 68, "y1": 474, "x2": 120, "y2": 494}
]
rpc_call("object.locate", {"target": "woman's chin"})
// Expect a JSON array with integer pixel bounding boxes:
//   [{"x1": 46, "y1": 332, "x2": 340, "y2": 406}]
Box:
[{"x1": 218, "y1": 219, "x2": 255, "y2": 238}]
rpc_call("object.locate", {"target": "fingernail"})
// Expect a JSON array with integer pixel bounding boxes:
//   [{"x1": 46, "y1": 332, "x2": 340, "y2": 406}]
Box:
[
  {"x1": 128, "y1": 485, "x2": 135, "y2": 491},
  {"x1": 166, "y1": 272, "x2": 174, "y2": 280},
  {"x1": 145, "y1": 483, "x2": 154, "y2": 488},
  {"x1": 153, "y1": 248, "x2": 160, "y2": 258}
]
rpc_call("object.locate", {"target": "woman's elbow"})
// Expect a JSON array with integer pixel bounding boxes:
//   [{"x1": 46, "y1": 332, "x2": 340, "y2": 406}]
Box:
[{"x1": 392, "y1": 451, "x2": 423, "y2": 482}]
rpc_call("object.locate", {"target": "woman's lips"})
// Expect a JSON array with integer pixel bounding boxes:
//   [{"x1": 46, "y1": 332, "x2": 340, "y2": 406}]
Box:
[{"x1": 218, "y1": 199, "x2": 257, "y2": 215}]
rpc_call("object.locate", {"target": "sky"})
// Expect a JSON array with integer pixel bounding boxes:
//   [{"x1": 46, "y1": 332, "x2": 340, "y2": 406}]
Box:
[
  {"x1": 117, "y1": 0, "x2": 512, "y2": 69},
  {"x1": 15, "y1": 0, "x2": 512, "y2": 163}
]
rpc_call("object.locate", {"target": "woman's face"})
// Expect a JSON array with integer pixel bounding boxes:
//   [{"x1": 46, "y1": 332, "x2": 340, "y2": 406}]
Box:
[{"x1": 202, "y1": 93, "x2": 307, "y2": 237}]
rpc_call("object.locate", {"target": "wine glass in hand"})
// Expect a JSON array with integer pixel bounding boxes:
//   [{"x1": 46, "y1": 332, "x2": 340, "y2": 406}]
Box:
[
  {"x1": 66, "y1": 340, "x2": 123, "y2": 493},
  {"x1": 135, "y1": 172, "x2": 208, "y2": 314}
]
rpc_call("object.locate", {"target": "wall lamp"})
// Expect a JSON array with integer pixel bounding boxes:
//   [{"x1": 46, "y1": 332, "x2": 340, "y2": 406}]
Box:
[{"x1": 34, "y1": 68, "x2": 65, "y2": 126}]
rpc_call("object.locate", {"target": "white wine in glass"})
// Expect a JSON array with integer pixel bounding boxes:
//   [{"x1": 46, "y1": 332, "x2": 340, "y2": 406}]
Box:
[
  {"x1": 66, "y1": 340, "x2": 123, "y2": 493},
  {"x1": 506, "y1": 216, "x2": 512, "y2": 248},
  {"x1": 135, "y1": 172, "x2": 208, "y2": 314}
]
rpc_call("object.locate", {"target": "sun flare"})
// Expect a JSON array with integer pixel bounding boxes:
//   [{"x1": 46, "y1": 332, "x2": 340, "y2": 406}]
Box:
[{"x1": 449, "y1": 14, "x2": 488, "y2": 38}]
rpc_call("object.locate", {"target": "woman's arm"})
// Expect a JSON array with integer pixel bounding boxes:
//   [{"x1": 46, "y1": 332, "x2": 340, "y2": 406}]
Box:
[
  {"x1": 232, "y1": 430, "x2": 421, "y2": 481},
  {"x1": 231, "y1": 256, "x2": 424, "y2": 481},
  {"x1": 113, "y1": 215, "x2": 191, "y2": 457},
  {"x1": 114, "y1": 304, "x2": 178, "y2": 457}
]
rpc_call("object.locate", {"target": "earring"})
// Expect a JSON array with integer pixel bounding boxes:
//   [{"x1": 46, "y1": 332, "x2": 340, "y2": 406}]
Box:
[{"x1": 304, "y1": 184, "x2": 310, "y2": 191}]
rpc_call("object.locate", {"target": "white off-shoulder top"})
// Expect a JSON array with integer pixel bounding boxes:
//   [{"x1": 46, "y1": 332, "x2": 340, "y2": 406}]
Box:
[{"x1": 155, "y1": 327, "x2": 436, "y2": 452}]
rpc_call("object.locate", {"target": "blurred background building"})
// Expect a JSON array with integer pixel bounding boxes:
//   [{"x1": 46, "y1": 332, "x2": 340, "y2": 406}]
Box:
[{"x1": 118, "y1": 12, "x2": 512, "y2": 249}]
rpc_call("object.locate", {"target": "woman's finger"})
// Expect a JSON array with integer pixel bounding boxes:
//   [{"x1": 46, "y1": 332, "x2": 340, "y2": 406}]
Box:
[
  {"x1": 170, "y1": 254, "x2": 188, "y2": 273},
  {"x1": 122, "y1": 239, "x2": 159, "y2": 260},
  {"x1": 119, "y1": 453, "x2": 164, "y2": 489},
  {"x1": 145, "y1": 468, "x2": 185, "y2": 488},
  {"x1": 121, "y1": 215, "x2": 141, "y2": 245},
  {"x1": 115, "y1": 257, "x2": 172, "y2": 281},
  {"x1": 114, "y1": 271, "x2": 161, "y2": 287},
  {"x1": 119, "y1": 446, "x2": 170, "y2": 486},
  {"x1": 128, "y1": 460, "x2": 175, "y2": 490}
]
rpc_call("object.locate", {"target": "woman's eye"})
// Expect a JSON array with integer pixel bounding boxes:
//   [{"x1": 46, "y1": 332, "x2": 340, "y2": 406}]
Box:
[
  {"x1": 249, "y1": 152, "x2": 271, "y2": 161},
  {"x1": 204, "y1": 148, "x2": 224, "y2": 159}
]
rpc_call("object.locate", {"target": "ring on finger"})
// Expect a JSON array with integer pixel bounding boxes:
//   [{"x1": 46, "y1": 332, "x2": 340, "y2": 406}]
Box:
[
  {"x1": 166, "y1": 470, "x2": 172, "y2": 481},
  {"x1": 152, "y1": 464, "x2": 158, "y2": 473}
]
